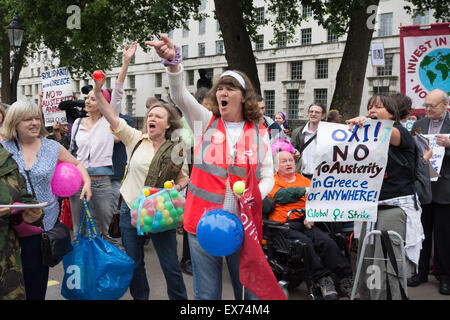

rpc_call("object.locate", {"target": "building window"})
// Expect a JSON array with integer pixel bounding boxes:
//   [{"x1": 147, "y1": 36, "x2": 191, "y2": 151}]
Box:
[
  {"x1": 128, "y1": 75, "x2": 135, "y2": 89},
  {"x1": 199, "y1": 0, "x2": 206, "y2": 11},
  {"x1": 264, "y1": 90, "x2": 275, "y2": 119},
  {"x1": 199, "y1": 19, "x2": 206, "y2": 35},
  {"x1": 287, "y1": 90, "x2": 299, "y2": 119},
  {"x1": 277, "y1": 32, "x2": 287, "y2": 48},
  {"x1": 314, "y1": 88, "x2": 328, "y2": 106},
  {"x1": 291, "y1": 61, "x2": 302, "y2": 80},
  {"x1": 75, "y1": 80, "x2": 80, "y2": 92},
  {"x1": 377, "y1": 54, "x2": 393, "y2": 76},
  {"x1": 255, "y1": 7, "x2": 265, "y2": 24},
  {"x1": 379, "y1": 13, "x2": 393, "y2": 37},
  {"x1": 373, "y1": 86, "x2": 390, "y2": 95},
  {"x1": 413, "y1": 10, "x2": 429, "y2": 25},
  {"x1": 187, "y1": 70, "x2": 195, "y2": 86},
  {"x1": 316, "y1": 59, "x2": 328, "y2": 79},
  {"x1": 126, "y1": 95, "x2": 133, "y2": 116},
  {"x1": 155, "y1": 94, "x2": 162, "y2": 100},
  {"x1": 155, "y1": 73, "x2": 162, "y2": 87},
  {"x1": 205, "y1": 68, "x2": 214, "y2": 81},
  {"x1": 255, "y1": 34, "x2": 264, "y2": 51},
  {"x1": 327, "y1": 29, "x2": 338, "y2": 43},
  {"x1": 183, "y1": 23, "x2": 189, "y2": 38},
  {"x1": 182, "y1": 45, "x2": 189, "y2": 59},
  {"x1": 301, "y1": 28, "x2": 312, "y2": 45},
  {"x1": 216, "y1": 20, "x2": 220, "y2": 32},
  {"x1": 302, "y1": 5, "x2": 312, "y2": 18},
  {"x1": 106, "y1": 77, "x2": 111, "y2": 89},
  {"x1": 216, "y1": 40, "x2": 224, "y2": 55},
  {"x1": 168, "y1": 30, "x2": 173, "y2": 38},
  {"x1": 266, "y1": 63, "x2": 276, "y2": 81},
  {"x1": 198, "y1": 42, "x2": 206, "y2": 57}
]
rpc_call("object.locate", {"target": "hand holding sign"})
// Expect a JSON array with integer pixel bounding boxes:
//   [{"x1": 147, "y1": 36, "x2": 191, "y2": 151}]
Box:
[{"x1": 436, "y1": 134, "x2": 450, "y2": 148}]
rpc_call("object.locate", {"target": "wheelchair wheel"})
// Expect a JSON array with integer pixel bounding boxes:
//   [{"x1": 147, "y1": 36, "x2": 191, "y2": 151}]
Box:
[{"x1": 279, "y1": 281, "x2": 289, "y2": 299}]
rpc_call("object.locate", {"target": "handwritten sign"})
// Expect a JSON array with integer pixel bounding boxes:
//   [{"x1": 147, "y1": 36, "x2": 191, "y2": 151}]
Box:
[
  {"x1": 305, "y1": 120, "x2": 393, "y2": 222},
  {"x1": 41, "y1": 67, "x2": 73, "y2": 126},
  {"x1": 424, "y1": 134, "x2": 450, "y2": 181}
]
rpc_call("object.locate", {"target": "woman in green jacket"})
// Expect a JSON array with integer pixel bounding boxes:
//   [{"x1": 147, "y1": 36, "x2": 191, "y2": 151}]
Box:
[{"x1": 0, "y1": 145, "x2": 42, "y2": 300}]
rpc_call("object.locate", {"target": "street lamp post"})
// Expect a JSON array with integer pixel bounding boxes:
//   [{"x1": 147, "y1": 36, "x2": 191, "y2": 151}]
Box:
[{"x1": 6, "y1": 14, "x2": 24, "y2": 103}]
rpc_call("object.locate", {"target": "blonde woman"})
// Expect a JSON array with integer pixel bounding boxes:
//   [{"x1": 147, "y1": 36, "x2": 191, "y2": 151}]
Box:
[{"x1": 1, "y1": 100, "x2": 91, "y2": 300}]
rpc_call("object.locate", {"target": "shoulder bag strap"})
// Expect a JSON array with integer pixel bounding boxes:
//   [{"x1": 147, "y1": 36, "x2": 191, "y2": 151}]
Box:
[
  {"x1": 298, "y1": 132, "x2": 317, "y2": 155},
  {"x1": 380, "y1": 230, "x2": 408, "y2": 300}
]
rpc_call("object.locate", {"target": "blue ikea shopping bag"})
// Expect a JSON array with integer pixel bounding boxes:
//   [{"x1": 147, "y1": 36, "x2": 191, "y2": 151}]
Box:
[{"x1": 61, "y1": 200, "x2": 134, "y2": 300}]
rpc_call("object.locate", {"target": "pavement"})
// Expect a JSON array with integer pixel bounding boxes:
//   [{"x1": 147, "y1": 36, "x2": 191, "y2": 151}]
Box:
[{"x1": 45, "y1": 233, "x2": 449, "y2": 301}]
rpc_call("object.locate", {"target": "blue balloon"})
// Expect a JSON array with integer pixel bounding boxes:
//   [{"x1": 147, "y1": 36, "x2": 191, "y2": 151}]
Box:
[{"x1": 196, "y1": 209, "x2": 244, "y2": 257}]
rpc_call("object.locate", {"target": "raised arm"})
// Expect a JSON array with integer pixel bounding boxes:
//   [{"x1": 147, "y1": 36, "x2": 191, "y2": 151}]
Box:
[
  {"x1": 146, "y1": 35, "x2": 212, "y2": 132},
  {"x1": 110, "y1": 42, "x2": 137, "y2": 115},
  {"x1": 93, "y1": 73, "x2": 120, "y2": 130}
]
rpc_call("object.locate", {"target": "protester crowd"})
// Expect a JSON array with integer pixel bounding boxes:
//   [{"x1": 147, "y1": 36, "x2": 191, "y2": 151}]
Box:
[{"x1": 1, "y1": 34, "x2": 449, "y2": 301}]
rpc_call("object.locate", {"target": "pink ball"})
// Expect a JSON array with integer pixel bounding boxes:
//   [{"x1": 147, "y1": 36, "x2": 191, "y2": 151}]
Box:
[{"x1": 51, "y1": 162, "x2": 82, "y2": 197}]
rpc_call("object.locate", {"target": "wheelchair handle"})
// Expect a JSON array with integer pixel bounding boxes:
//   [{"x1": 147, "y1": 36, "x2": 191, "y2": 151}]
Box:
[{"x1": 286, "y1": 209, "x2": 306, "y2": 223}]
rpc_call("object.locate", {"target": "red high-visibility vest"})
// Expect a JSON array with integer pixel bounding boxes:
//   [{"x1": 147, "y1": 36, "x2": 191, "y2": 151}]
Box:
[{"x1": 184, "y1": 116, "x2": 268, "y2": 234}]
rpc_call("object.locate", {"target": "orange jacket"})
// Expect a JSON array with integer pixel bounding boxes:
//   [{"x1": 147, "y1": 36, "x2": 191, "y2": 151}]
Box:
[{"x1": 268, "y1": 173, "x2": 311, "y2": 224}]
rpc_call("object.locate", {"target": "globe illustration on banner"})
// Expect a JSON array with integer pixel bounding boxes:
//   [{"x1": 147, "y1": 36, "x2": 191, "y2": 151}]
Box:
[{"x1": 418, "y1": 48, "x2": 450, "y2": 93}]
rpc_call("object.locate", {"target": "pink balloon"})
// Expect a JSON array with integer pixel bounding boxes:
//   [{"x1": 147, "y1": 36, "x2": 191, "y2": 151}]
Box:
[{"x1": 51, "y1": 162, "x2": 82, "y2": 197}]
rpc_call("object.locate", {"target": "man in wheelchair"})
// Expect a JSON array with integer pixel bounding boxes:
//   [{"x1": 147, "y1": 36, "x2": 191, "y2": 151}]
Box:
[{"x1": 267, "y1": 150, "x2": 355, "y2": 299}]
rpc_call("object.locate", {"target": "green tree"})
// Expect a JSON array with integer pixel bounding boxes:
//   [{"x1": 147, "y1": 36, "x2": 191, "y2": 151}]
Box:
[
  {"x1": 214, "y1": 0, "x2": 449, "y2": 119},
  {"x1": 1, "y1": 0, "x2": 205, "y2": 104}
]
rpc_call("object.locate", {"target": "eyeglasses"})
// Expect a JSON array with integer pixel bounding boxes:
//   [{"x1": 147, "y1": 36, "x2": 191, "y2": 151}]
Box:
[{"x1": 423, "y1": 102, "x2": 443, "y2": 109}]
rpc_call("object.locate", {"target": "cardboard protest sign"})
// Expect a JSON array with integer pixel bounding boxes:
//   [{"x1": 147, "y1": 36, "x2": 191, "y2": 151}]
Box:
[
  {"x1": 41, "y1": 67, "x2": 73, "y2": 126},
  {"x1": 424, "y1": 134, "x2": 450, "y2": 181},
  {"x1": 305, "y1": 120, "x2": 393, "y2": 222}
]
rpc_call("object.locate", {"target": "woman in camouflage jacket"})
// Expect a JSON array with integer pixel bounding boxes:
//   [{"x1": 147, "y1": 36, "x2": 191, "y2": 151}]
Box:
[{"x1": 0, "y1": 145, "x2": 41, "y2": 300}]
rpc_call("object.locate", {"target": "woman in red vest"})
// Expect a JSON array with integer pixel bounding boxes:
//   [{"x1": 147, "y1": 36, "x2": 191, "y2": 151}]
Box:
[{"x1": 147, "y1": 36, "x2": 275, "y2": 300}]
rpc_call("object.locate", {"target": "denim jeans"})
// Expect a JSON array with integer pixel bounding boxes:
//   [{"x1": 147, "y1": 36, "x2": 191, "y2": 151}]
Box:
[
  {"x1": 187, "y1": 232, "x2": 258, "y2": 300},
  {"x1": 70, "y1": 176, "x2": 116, "y2": 244},
  {"x1": 119, "y1": 201, "x2": 187, "y2": 300}
]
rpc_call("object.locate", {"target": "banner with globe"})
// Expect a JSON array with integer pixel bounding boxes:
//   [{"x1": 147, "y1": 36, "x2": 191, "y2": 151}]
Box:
[{"x1": 400, "y1": 23, "x2": 450, "y2": 116}]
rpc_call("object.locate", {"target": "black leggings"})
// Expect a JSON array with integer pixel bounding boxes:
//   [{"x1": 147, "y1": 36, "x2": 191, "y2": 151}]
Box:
[{"x1": 19, "y1": 234, "x2": 49, "y2": 300}]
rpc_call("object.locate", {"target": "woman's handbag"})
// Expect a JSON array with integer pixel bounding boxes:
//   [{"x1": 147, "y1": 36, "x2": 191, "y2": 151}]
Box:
[
  {"x1": 41, "y1": 220, "x2": 73, "y2": 267},
  {"x1": 108, "y1": 196, "x2": 122, "y2": 238},
  {"x1": 19, "y1": 164, "x2": 73, "y2": 268},
  {"x1": 61, "y1": 199, "x2": 134, "y2": 300}
]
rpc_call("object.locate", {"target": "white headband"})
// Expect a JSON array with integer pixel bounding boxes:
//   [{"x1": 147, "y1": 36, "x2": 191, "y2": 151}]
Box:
[{"x1": 219, "y1": 71, "x2": 246, "y2": 89}]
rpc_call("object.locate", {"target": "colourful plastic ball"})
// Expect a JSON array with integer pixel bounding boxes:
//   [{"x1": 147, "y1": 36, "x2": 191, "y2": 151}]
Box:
[
  {"x1": 154, "y1": 211, "x2": 162, "y2": 220},
  {"x1": 143, "y1": 215, "x2": 153, "y2": 225},
  {"x1": 169, "y1": 189, "x2": 179, "y2": 198},
  {"x1": 164, "y1": 181, "x2": 173, "y2": 189}
]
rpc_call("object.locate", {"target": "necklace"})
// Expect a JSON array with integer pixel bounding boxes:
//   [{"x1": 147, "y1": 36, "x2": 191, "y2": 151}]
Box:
[{"x1": 223, "y1": 121, "x2": 245, "y2": 165}]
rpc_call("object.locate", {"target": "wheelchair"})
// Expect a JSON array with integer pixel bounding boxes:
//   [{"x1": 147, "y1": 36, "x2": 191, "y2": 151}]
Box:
[{"x1": 261, "y1": 197, "x2": 354, "y2": 299}]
